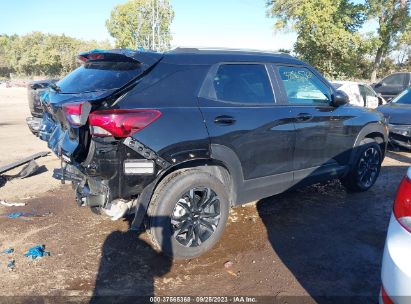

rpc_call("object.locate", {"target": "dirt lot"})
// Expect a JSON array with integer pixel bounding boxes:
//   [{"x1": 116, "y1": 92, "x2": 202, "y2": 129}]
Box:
[
  {"x1": 0, "y1": 88, "x2": 61, "y2": 201},
  {"x1": 0, "y1": 87, "x2": 410, "y2": 303}
]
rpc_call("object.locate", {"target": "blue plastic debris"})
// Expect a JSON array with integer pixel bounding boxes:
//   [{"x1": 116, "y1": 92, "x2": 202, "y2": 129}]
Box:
[
  {"x1": 2, "y1": 248, "x2": 14, "y2": 254},
  {"x1": 7, "y1": 260, "x2": 15, "y2": 270},
  {"x1": 24, "y1": 245, "x2": 50, "y2": 260},
  {"x1": 128, "y1": 226, "x2": 139, "y2": 232},
  {"x1": 7, "y1": 212, "x2": 24, "y2": 219},
  {"x1": 5, "y1": 212, "x2": 34, "y2": 219}
]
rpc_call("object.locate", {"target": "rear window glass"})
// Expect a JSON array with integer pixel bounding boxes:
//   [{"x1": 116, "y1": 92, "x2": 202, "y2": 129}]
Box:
[
  {"x1": 382, "y1": 73, "x2": 407, "y2": 86},
  {"x1": 212, "y1": 64, "x2": 274, "y2": 104},
  {"x1": 57, "y1": 61, "x2": 142, "y2": 93},
  {"x1": 392, "y1": 89, "x2": 411, "y2": 104}
]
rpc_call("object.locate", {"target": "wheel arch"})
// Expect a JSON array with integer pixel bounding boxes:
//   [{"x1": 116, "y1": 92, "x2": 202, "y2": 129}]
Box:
[
  {"x1": 130, "y1": 157, "x2": 236, "y2": 229},
  {"x1": 157, "y1": 158, "x2": 235, "y2": 205},
  {"x1": 348, "y1": 122, "x2": 388, "y2": 167}
]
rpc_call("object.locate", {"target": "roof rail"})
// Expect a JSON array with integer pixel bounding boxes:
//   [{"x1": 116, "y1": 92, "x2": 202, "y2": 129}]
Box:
[{"x1": 168, "y1": 47, "x2": 292, "y2": 56}]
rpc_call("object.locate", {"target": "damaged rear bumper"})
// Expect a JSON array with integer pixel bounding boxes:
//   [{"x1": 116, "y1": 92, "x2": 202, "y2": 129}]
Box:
[
  {"x1": 53, "y1": 164, "x2": 110, "y2": 208},
  {"x1": 39, "y1": 113, "x2": 160, "y2": 211},
  {"x1": 26, "y1": 117, "x2": 42, "y2": 134}
]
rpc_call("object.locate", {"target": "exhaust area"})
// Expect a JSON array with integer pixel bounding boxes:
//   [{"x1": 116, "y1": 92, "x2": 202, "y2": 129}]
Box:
[{"x1": 102, "y1": 199, "x2": 138, "y2": 221}]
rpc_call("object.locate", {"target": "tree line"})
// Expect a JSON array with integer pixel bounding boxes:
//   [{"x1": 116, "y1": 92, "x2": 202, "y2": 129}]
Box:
[
  {"x1": 0, "y1": 0, "x2": 409, "y2": 81},
  {"x1": 0, "y1": 32, "x2": 111, "y2": 78},
  {"x1": 267, "y1": 0, "x2": 411, "y2": 81}
]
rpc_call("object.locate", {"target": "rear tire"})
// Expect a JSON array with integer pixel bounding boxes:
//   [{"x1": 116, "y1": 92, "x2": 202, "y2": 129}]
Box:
[
  {"x1": 340, "y1": 138, "x2": 382, "y2": 192},
  {"x1": 147, "y1": 169, "x2": 229, "y2": 259}
]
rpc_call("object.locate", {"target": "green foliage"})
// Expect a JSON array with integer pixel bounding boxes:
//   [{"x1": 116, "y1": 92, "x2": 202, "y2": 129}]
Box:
[
  {"x1": 106, "y1": 0, "x2": 174, "y2": 51},
  {"x1": 367, "y1": 0, "x2": 410, "y2": 80},
  {"x1": 0, "y1": 32, "x2": 111, "y2": 78},
  {"x1": 267, "y1": 0, "x2": 368, "y2": 78},
  {"x1": 267, "y1": 0, "x2": 410, "y2": 80}
]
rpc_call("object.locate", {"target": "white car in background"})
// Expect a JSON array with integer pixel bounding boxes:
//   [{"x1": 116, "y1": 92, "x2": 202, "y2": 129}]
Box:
[
  {"x1": 380, "y1": 167, "x2": 411, "y2": 304},
  {"x1": 332, "y1": 81, "x2": 386, "y2": 108}
]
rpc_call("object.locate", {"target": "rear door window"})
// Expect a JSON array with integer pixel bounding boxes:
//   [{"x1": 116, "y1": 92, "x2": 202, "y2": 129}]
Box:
[
  {"x1": 211, "y1": 64, "x2": 274, "y2": 104},
  {"x1": 277, "y1": 66, "x2": 331, "y2": 105},
  {"x1": 382, "y1": 73, "x2": 407, "y2": 86},
  {"x1": 57, "y1": 61, "x2": 143, "y2": 93}
]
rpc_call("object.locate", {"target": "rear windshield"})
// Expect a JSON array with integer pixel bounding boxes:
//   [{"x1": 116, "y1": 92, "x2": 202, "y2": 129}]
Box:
[
  {"x1": 392, "y1": 89, "x2": 411, "y2": 104},
  {"x1": 57, "y1": 61, "x2": 142, "y2": 93}
]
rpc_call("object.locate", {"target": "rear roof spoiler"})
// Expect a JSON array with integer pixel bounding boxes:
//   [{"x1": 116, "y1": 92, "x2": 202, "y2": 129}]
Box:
[{"x1": 78, "y1": 49, "x2": 164, "y2": 68}]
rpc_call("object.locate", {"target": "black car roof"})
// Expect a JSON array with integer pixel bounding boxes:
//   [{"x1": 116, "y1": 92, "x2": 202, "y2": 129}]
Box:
[{"x1": 162, "y1": 48, "x2": 304, "y2": 65}]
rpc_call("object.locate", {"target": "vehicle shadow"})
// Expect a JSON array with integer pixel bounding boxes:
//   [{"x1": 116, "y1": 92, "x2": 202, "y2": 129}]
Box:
[
  {"x1": 90, "y1": 213, "x2": 172, "y2": 304},
  {"x1": 256, "y1": 166, "x2": 405, "y2": 304}
]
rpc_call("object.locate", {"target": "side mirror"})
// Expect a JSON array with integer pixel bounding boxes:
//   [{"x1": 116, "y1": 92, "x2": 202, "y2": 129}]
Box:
[
  {"x1": 332, "y1": 90, "x2": 349, "y2": 107},
  {"x1": 374, "y1": 82, "x2": 383, "y2": 88}
]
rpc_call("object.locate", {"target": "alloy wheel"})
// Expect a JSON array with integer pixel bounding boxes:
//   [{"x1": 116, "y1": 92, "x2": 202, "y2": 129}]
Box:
[
  {"x1": 171, "y1": 187, "x2": 221, "y2": 247},
  {"x1": 357, "y1": 147, "x2": 380, "y2": 188}
]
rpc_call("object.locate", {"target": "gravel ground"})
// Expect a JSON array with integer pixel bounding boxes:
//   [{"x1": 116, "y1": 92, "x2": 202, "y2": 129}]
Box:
[{"x1": 0, "y1": 87, "x2": 410, "y2": 303}]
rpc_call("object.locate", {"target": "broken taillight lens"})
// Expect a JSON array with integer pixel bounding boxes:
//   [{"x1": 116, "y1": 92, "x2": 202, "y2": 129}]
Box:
[
  {"x1": 393, "y1": 171, "x2": 411, "y2": 233},
  {"x1": 62, "y1": 102, "x2": 84, "y2": 126},
  {"x1": 88, "y1": 109, "x2": 161, "y2": 138}
]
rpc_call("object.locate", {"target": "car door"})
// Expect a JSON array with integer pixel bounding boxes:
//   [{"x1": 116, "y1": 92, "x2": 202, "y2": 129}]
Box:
[
  {"x1": 273, "y1": 64, "x2": 352, "y2": 181},
  {"x1": 198, "y1": 62, "x2": 296, "y2": 198},
  {"x1": 374, "y1": 73, "x2": 408, "y2": 101},
  {"x1": 359, "y1": 84, "x2": 379, "y2": 108},
  {"x1": 351, "y1": 84, "x2": 365, "y2": 107}
]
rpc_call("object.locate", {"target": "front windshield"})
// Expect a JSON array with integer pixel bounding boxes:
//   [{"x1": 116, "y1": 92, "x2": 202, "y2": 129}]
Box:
[{"x1": 392, "y1": 89, "x2": 411, "y2": 105}]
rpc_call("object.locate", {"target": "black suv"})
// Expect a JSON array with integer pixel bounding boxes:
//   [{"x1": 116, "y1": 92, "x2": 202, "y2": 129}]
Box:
[
  {"x1": 39, "y1": 48, "x2": 388, "y2": 259},
  {"x1": 373, "y1": 72, "x2": 411, "y2": 101}
]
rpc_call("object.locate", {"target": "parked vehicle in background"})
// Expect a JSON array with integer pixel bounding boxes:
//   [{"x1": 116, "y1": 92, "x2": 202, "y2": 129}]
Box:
[
  {"x1": 373, "y1": 72, "x2": 411, "y2": 102},
  {"x1": 38, "y1": 48, "x2": 388, "y2": 259},
  {"x1": 377, "y1": 89, "x2": 411, "y2": 150},
  {"x1": 26, "y1": 79, "x2": 58, "y2": 134},
  {"x1": 332, "y1": 81, "x2": 386, "y2": 108},
  {"x1": 380, "y1": 167, "x2": 411, "y2": 304}
]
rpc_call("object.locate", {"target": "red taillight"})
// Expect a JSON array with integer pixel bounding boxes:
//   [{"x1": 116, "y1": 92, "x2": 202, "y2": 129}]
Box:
[
  {"x1": 62, "y1": 102, "x2": 84, "y2": 126},
  {"x1": 381, "y1": 285, "x2": 393, "y2": 304},
  {"x1": 87, "y1": 53, "x2": 104, "y2": 60},
  {"x1": 393, "y1": 174, "x2": 411, "y2": 233},
  {"x1": 78, "y1": 54, "x2": 104, "y2": 62},
  {"x1": 88, "y1": 109, "x2": 161, "y2": 138}
]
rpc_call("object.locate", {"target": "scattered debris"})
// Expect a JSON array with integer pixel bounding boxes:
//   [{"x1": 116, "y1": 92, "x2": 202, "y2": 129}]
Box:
[
  {"x1": 24, "y1": 245, "x2": 50, "y2": 260},
  {"x1": 2, "y1": 248, "x2": 14, "y2": 254},
  {"x1": 224, "y1": 261, "x2": 233, "y2": 269},
  {"x1": 7, "y1": 212, "x2": 25, "y2": 219},
  {"x1": 7, "y1": 260, "x2": 15, "y2": 270},
  {"x1": 3, "y1": 210, "x2": 50, "y2": 219},
  {"x1": 0, "y1": 200, "x2": 26, "y2": 207},
  {"x1": 0, "y1": 152, "x2": 49, "y2": 175},
  {"x1": 15, "y1": 160, "x2": 40, "y2": 179},
  {"x1": 0, "y1": 176, "x2": 5, "y2": 187},
  {"x1": 226, "y1": 270, "x2": 238, "y2": 277},
  {"x1": 128, "y1": 226, "x2": 140, "y2": 232}
]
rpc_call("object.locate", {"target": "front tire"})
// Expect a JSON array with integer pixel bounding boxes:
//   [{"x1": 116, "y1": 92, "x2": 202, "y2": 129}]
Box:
[
  {"x1": 147, "y1": 169, "x2": 229, "y2": 259},
  {"x1": 340, "y1": 138, "x2": 382, "y2": 192}
]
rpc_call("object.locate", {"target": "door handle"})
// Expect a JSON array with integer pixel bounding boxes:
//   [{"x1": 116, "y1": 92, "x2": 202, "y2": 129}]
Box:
[
  {"x1": 214, "y1": 115, "x2": 236, "y2": 125},
  {"x1": 296, "y1": 113, "x2": 313, "y2": 122}
]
